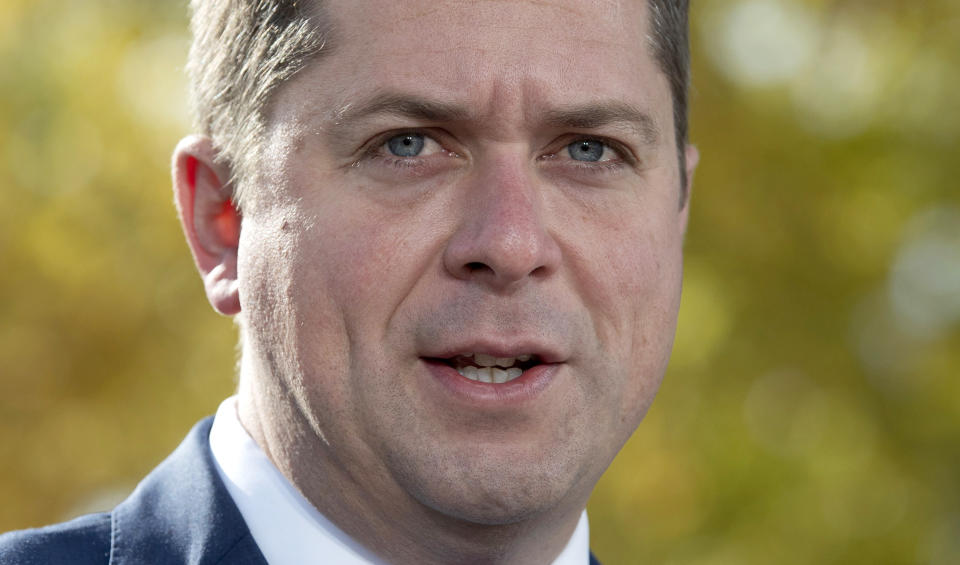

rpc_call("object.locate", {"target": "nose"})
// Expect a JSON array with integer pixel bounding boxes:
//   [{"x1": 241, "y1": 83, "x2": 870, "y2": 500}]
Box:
[{"x1": 442, "y1": 153, "x2": 561, "y2": 290}]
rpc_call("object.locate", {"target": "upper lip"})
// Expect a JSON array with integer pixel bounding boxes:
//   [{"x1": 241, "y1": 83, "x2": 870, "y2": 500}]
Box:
[{"x1": 420, "y1": 339, "x2": 567, "y2": 365}]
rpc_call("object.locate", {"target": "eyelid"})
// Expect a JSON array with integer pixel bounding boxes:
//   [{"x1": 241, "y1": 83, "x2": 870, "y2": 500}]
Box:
[
  {"x1": 544, "y1": 134, "x2": 637, "y2": 166},
  {"x1": 348, "y1": 128, "x2": 465, "y2": 177},
  {"x1": 363, "y1": 129, "x2": 453, "y2": 159}
]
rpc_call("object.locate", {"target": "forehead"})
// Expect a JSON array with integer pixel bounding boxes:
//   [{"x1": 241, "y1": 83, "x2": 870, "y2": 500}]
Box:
[
  {"x1": 331, "y1": 0, "x2": 648, "y2": 46},
  {"x1": 275, "y1": 0, "x2": 668, "y2": 137}
]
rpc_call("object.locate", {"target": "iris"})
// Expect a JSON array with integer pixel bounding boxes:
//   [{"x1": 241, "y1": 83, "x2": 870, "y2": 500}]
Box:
[
  {"x1": 568, "y1": 140, "x2": 605, "y2": 162},
  {"x1": 387, "y1": 133, "x2": 425, "y2": 157}
]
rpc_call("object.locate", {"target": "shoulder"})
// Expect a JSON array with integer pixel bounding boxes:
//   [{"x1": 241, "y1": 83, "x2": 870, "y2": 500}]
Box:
[
  {"x1": 0, "y1": 417, "x2": 264, "y2": 565},
  {"x1": 0, "y1": 512, "x2": 112, "y2": 565}
]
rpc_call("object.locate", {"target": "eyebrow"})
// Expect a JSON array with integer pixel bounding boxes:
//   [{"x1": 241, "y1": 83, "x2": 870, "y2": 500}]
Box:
[
  {"x1": 331, "y1": 93, "x2": 471, "y2": 129},
  {"x1": 543, "y1": 102, "x2": 661, "y2": 145}
]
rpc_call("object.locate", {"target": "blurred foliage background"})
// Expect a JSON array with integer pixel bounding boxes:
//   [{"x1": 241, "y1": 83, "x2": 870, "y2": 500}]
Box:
[{"x1": 0, "y1": 0, "x2": 957, "y2": 563}]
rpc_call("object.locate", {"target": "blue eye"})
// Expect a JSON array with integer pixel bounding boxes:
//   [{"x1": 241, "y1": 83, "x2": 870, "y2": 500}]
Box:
[
  {"x1": 567, "y1": 140, "x2": 605, "y2": 162},
  {"x1": 387, "y1": 134, "x2": 425, "y2": 157}
]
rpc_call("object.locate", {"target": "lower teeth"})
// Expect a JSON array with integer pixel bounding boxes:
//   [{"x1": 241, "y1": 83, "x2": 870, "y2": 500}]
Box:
[{"x1": 458, "y1": 366, "x2": 524, "y2": 383}]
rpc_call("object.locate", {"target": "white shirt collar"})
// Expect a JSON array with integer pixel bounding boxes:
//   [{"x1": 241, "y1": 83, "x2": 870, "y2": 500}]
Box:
[{"x1": 209, "y1": 396, "x2": 590, "y2": 565}]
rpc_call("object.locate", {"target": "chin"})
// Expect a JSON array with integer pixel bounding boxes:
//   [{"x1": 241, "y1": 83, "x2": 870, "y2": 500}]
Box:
[
  {"x1": 416, "y1": 479, "x2": 565, "y2": 527},
  {"x1": 384, "y1": 440, "x2": 589, "y2": 527}
]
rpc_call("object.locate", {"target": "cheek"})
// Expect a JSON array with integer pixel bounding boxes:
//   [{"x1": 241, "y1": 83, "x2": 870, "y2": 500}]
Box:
[
  {"x1": 620, "y1": 224, "x2": 684, "y2": 353},
  {"x1": 622, "y1": 234, "x2": 683, "y2": 400},
  {"x1": 577, "y1": 211, "x2": 683, "y2": 342},
  {"x1": 237, "y1": 211, "x2": 352, "y2": 376},
  {"x1": 304, "y1": 205, "x2": 432, "y2": 325},
  {"x1": 237, "y1": 221, "x2": 307, "y2": 396},
  {"x1": 279, "y1": 196, "x2": 447, "y2": 382},
  {"x1": 571, "y1": 203, "x2": 684, "y2": 415}
]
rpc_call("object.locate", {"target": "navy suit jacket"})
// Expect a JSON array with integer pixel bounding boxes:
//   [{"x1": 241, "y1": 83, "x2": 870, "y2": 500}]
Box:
[{"x1": 0, "y1": 418, "x2": 602, "y2": 564}]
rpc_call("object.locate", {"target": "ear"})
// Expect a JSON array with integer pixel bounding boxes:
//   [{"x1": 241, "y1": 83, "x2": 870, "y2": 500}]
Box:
[
  {"x1": 172, "y1": 135, "x2": 242, "y2": 316},
  {"x1": 679, "y1": 143, "x2": 699, "y2": 237}
]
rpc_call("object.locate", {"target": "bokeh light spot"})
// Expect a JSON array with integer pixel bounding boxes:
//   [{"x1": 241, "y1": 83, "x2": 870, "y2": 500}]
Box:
[
  {"x1": 888, "y1": 206, "x2": 960, "y2": 339},
  {"x1": 705, "y1": 0, "x2": 819, "y2": 87}
]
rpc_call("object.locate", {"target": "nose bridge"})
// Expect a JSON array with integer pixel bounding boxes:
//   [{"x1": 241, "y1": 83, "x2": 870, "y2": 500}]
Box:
[
  {"x1": 472, "y1": 152, "x2": 537, "y2": 227},
  {"x1": 443, "y1": 149, "x2": 561, "y2": 288}
]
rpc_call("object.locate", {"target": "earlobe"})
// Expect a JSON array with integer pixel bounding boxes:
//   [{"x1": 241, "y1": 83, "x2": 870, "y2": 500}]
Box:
[{"x1": 172, "y1": 135, "x2": 242, "y2": 316}]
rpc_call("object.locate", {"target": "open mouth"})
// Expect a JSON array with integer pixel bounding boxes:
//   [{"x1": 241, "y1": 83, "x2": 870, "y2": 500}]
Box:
[{"x1": 438, "y1": 353, "x2": 541, "y2": 384}]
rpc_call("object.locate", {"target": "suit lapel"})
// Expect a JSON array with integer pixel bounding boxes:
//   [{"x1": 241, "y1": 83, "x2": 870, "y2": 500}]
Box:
[{"x1": 109, "y1": 417, "x2": 267, "y2": 565}]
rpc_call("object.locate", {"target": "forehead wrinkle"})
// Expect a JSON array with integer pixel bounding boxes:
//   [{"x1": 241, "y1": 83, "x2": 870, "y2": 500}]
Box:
[
  {"x1": 392, "y1": 0, "x2": 630, "y2": 24},
  {"x1": 542, "y1": 102, "x2": 662, "y2": 145}
]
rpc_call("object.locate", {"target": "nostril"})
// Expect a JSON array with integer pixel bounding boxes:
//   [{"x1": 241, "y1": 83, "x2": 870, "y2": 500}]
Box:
[
  {"x1": 530, "y1": 265, "x2": 550, "y2": 278},
  {"x1": 465, "y1": 261, "x2": 488, "y2": 272}
]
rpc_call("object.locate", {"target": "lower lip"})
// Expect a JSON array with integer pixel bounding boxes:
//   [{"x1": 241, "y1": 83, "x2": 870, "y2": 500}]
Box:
[{"x1": 421, "y1": 359, "x2": 561, "y2": 406}]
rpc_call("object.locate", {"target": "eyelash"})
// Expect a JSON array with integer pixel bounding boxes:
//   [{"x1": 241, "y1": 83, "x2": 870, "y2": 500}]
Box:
[
  {"x1": 540, "y1": 137, "x2": 633, "y2": 176},
  {"x1": 366, "y1": 153, "x2": 431, "y2": 169},
  {"x1": 357, "y1": 131, "x2": 455, "y2": 171},
  {"x1": 562, "y1": 158, "x2": 628, "y2": 173}
]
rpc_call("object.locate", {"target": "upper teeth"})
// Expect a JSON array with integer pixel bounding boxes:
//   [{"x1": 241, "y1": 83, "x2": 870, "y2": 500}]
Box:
[
  {"x1": 471, "y1": 353, "x2": 531, "y2": 367},
  {"x1": 456, "y1": 353, "x2": 533, "y2": 383}
]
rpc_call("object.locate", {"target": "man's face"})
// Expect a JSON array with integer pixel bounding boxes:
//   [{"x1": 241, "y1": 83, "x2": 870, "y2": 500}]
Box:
[{"x1": 238, "y1": 0, "x2": 692, "y2": 526}]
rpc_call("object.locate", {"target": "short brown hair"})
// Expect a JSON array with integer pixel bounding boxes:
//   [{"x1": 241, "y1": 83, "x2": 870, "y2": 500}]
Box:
[
  {"x1": 648, "y1": 0, "x2": 692, "y2": 200},
  {"x1": 186, "y1": 0, "x2": 328, "y2": 206},
  {"x1": 185, "y1": 0, "x2": 691, "y2": 206}
]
